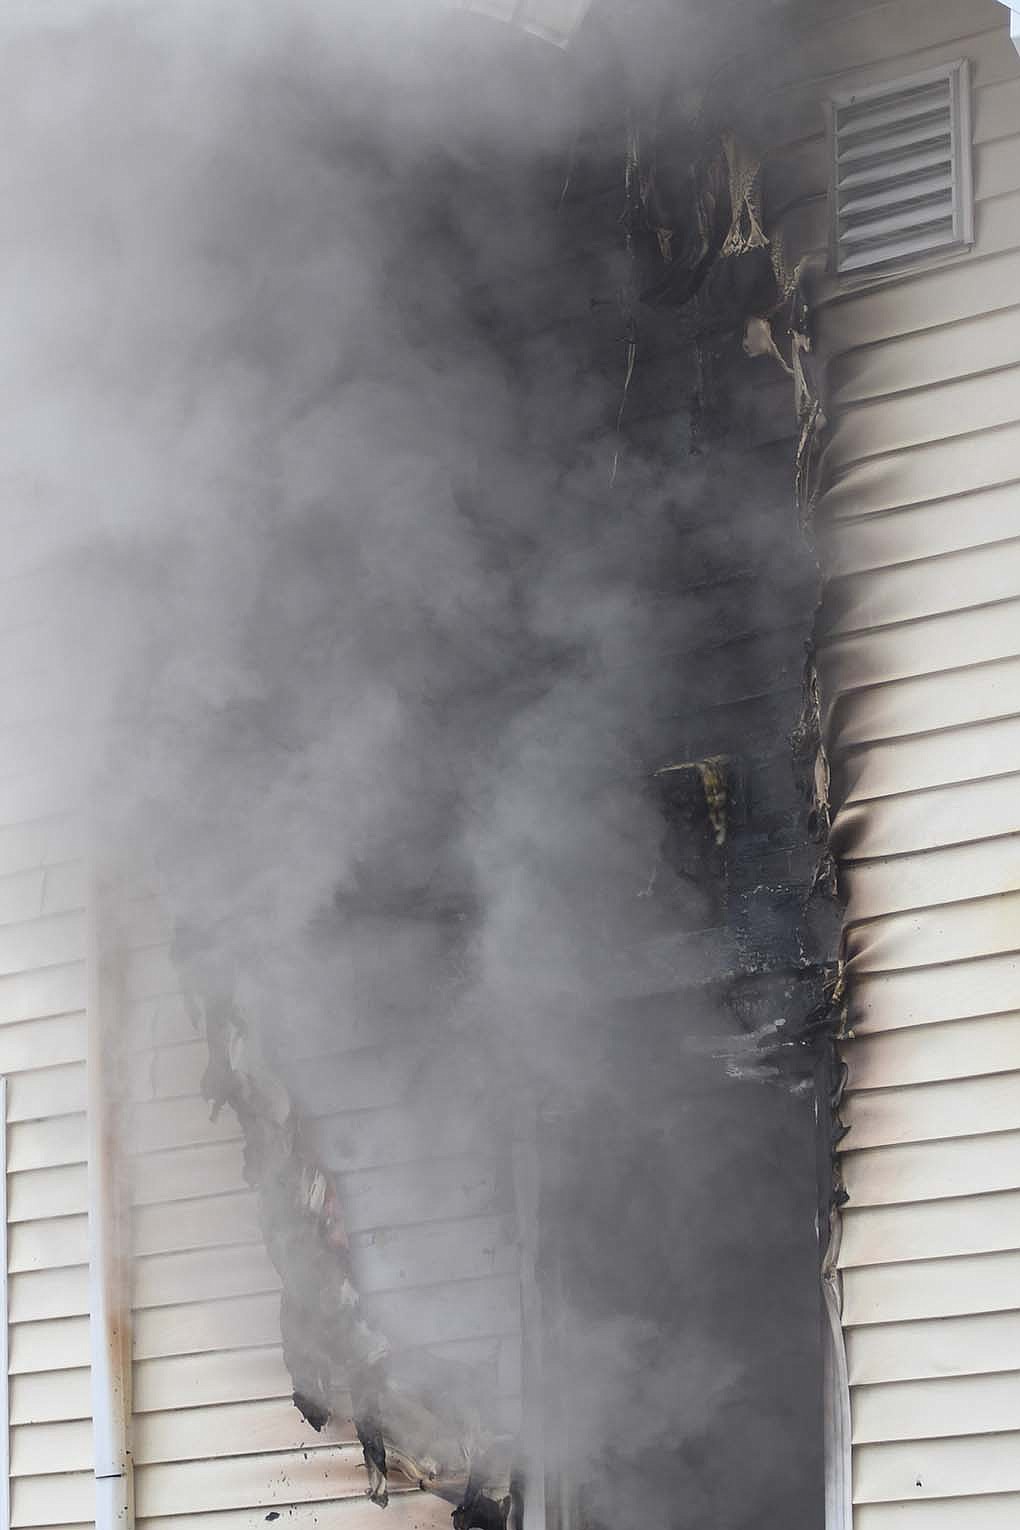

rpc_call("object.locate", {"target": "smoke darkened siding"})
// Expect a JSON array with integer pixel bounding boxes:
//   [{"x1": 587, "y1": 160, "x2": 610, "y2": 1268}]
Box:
[
  {"x1": 121, "y1": 904, "x2": 465, "y2": 1530},
  {"x1": 492, "y1": 81, "x2": 832, "y2": 1520},
  {"x1": 297, "y1": 1072, "x2": 525, "y2": 1438},
  {"x1": 767, "y1": 1, "x2": 1020, "y2": 1523}
]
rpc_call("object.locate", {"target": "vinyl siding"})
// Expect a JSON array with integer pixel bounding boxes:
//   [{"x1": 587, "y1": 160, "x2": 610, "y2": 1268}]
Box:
[
  {"x1": 0, "y1": 574, "x2": 93, "y2": 1529},
  {"x1": 121, "y1": 912, "x2": 494, "y2": 1530},
  {"x1": 0, "y1": 562, "x2": 477, "y2": 1524},
  {"x1": 121, "y1": 922, "x2": 362, "y2": 1529},
  {"x1": 264, "y1": 979, "x2": 525, "y2": 1437},
  {"x1": 775, "y1": 2, "x2": 1020, "y2": 1523},
  {"x1": 285, "y1": 1058, "x2": 524, "y2": 1438}
]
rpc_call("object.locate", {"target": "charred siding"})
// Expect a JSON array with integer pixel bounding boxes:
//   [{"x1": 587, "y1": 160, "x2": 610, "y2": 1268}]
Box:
[
  {"x1": 121, "y1": 902, "x2": 465, "y2": 1530},
  {"x1": 756, "y1": 0, "x2": 1020, "y2": 1523}
]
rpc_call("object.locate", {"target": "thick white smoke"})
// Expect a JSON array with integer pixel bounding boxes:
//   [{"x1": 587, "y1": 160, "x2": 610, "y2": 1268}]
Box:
[{"x1": 0, "y1": 2, "x2": 822, "y2": 1524}]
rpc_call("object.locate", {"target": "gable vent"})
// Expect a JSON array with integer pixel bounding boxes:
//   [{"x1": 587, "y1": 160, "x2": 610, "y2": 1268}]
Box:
[{"x1": 830, "y1": 60, "x2": 973, "y2": 276}]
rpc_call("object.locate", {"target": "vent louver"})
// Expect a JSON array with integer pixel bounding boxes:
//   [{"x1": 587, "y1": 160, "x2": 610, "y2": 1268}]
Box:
[{"x1": 831, "y1": 61, "x2": 973, "y2": 276}]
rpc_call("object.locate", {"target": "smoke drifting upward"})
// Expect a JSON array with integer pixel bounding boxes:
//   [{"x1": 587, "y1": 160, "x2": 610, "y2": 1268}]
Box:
[{"x1": 2, "y1": 2, "x2": 822, "y2": 1525}]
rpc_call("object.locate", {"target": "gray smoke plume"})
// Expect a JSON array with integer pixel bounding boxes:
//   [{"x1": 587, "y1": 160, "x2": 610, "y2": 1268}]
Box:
[{"x1": 1, "y1": 1, "x2": 822, "y2": 1525}]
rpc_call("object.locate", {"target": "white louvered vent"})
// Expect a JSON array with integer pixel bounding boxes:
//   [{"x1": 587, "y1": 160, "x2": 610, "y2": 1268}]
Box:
[{"x1": 830, "y1": 61, "x2": 973, "y2": 276}]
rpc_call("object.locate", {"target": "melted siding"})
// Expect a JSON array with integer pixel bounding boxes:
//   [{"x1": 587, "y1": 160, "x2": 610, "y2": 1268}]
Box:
[
  {"x1": 123, "y1": 930, "x2": 371, "y2": 1528},
  {"x1": 275, "y1": 1017, "x2": 525, "y2": 1439},
  {"x1": 122, "y1": 921, "x2": 501, "y2": 1528},
  {"x1": 0, "y1": 590, "x2": 93, "y2": 1527},
  {"x1": 793, "y1": 3, "x2": 1020, "y2": 1521}
]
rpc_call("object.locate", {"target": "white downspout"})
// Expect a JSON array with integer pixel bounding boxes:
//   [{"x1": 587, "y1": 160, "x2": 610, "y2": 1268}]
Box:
[{"x1": 86, "y1": 879, "x2": 134, "y2": 1530}]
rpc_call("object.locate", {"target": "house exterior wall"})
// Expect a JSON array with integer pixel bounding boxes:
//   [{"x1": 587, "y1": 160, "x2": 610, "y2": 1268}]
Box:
[
  {"x1": 0, "y1": 566, "x2": 92, "y2": 1530},
  {"x1": 0, "y1": 849, "x2": 461, "y2": 1530},
  {"x1": 0, "y1": 25, "x2": 830, "y2": 1530},
  {"x1": 118, "y1": 895, "x2": 521, "y2": 1530},
  {"x1": 0, "y1": 561, "x2": 480, "y2": 1530},
  {"x1": 11, "y1": 4, "x2": 1020, "y2": 1527},
  {"x1": 751, "y1": 0, "x2": 1020, "y2": 1524},
  {"x1": 118, "y1": 904, "x2": 369, "y2": 1530},
  {"x1": 271, "y1": 1037, "x2": 525, "y2": 1441},
  {"x1": 522, "y1": 70, "x2": 831, "y2": 1523}
]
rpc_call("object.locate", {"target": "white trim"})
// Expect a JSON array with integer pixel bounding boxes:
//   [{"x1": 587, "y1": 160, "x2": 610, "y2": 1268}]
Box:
[
  {"x1": 999, "y1": 2, "x2": 1020, "y2": 57},
  {"x1": 86, "y1": 882, "x2": 134, "y2": 1530},
  {"x1": 0, "y1": 1077, "x2": 9, "y2": 1530}
]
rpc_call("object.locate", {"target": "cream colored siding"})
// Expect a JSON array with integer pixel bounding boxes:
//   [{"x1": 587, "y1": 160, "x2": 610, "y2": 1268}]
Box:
[
  {"x1": 454, "y1": 0, "x2": 592, "y2": 47},
  {"x1": 774, "y1": 1, "x2": 1020, "y2": 1523},
  {"x1": 0, "y1": 564, "x2": 464, "y2": 1524},
  {"x1": 0, "y1": 575, "x2": 92, "y2": 1529},
  {"x1": 293, "y1": 1073, "x2": 524, "y2": 1437},
  {"x1": 270, "y1": 973, "x2": 525, "y2": 1435},
  {"x1": 124, "y1": 1504, "x2": 454, "y2": 1530},
  {"x1": 122, "y1": 914, "x2": 460, "y2": 1530}
]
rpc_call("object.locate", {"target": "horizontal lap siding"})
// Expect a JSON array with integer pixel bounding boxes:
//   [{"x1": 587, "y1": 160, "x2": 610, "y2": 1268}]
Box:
[
  {"x1": 124, "y1": 926, "x2": 464, "y2": 1529},
  {"x1": 842, "y1": 1251, "x2": 1020, "y2": 1324},
  {"x1": 127, "y1": 1497, "x2": 455, "y2": 1530},
  {"x1": 768, "y1": 2, "x2": 1020, "y2": 1522},
  {"x1": 293, "y1": 1061, "x2": 524, "y2": 1436},
  {"x1": 123, "y1": 931, "x2": 369, "y2": 1530},
  {"x1": 856, "y1": 1498, "x2": 1020, "y2": 1530},
  {"x1": 0, "y1": 574, "x2": 93, "y2": 1526}
]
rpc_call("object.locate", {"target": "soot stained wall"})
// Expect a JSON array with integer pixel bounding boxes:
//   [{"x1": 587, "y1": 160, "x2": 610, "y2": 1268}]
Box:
[{"x1": 517, "y1": 132, "x2": 827, "y2": 1530}]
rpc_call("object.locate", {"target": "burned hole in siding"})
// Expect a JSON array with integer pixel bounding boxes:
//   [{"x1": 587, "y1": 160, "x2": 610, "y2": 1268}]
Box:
[
  {"x1": 0, "y1": 4, "x2": 855, "y2": 1528},
  {"x1": 166, "y1": 83, "x2": 835, "y2": 1530}
]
